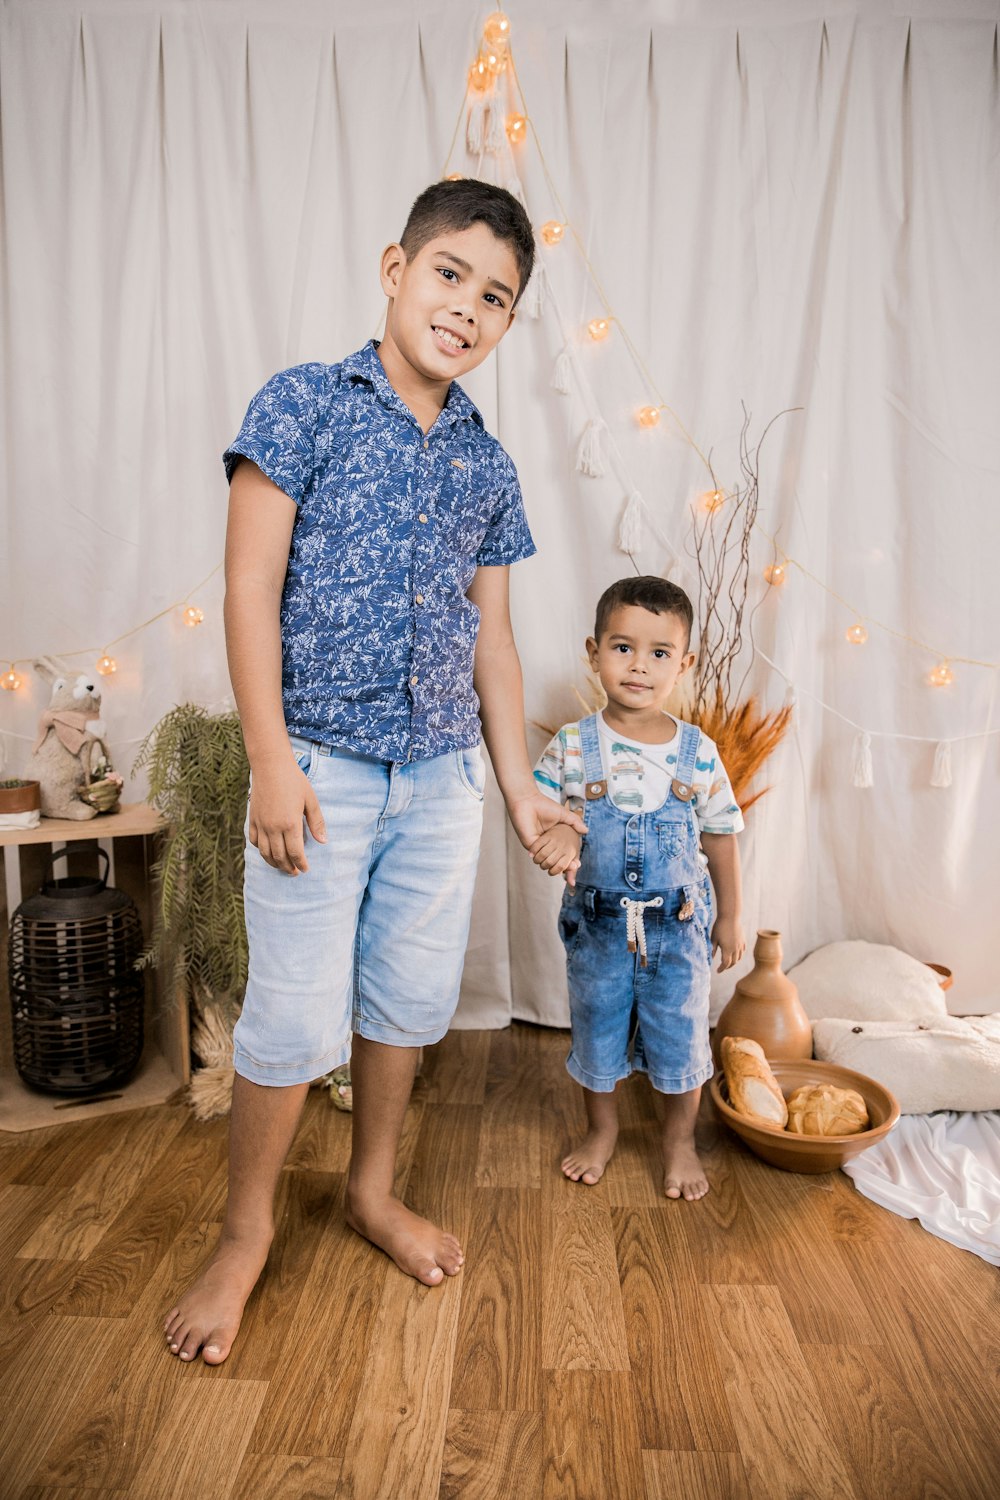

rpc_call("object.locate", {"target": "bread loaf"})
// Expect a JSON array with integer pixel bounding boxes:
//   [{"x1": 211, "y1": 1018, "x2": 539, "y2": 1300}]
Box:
[
  {"x1": 720, "y1": 1036, "x2": 788, "y2": 1128},
  {"x1": 785, "y1": 1083, "x2": 869, "y2": 1136}
]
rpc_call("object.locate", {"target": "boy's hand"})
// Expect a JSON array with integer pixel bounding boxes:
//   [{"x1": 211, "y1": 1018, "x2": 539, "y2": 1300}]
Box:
[
  {"x1": 506, "y1": 791, "x2": 587, "y2": 854},
  {"x1": 711, "y1": 914, "x2": 746, "y2": 972},
  {"x1": 249, "y1": 751, "x2": 327, "y2": 875},
  {"x1": 529, "y1": 824, "x2": 582, "y2": 886}
]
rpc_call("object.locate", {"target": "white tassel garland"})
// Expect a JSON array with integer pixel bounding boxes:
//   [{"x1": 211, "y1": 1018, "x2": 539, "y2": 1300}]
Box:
[
  {"x1": 783, "y1": 681, "x2": 798, "y2": 709},
  {"x1": 520, "y1": 265, "x2": 545, "y2": 319},
  {"x1": 552, "y1": 344, "x2": 574, "y2": 395},
  {"x1": 851, "y1": 731, "x2": 874, "y2": 788},
  {"x1": 618, "y1": 491, "x2": 645, "y2": 554},
  {"x1": 576, "y1": 417, "x2": 608, "y2": 478},
  {"x1": 930, "y1": 740, "x2": 952, "y2": 788},
  {"x1": 484, "y1": 100, "x2": 506, "y2": 154},
  {"x1": 466, "y1": 98, "x2": 487, "y2": 154}
]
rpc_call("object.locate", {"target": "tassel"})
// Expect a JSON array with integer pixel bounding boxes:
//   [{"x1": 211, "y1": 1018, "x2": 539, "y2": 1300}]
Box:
[
  {"x1": 520, "y1": 265, "x2": 545, "y2": 319},
  {"x1": 930, "y1": 740, "x2": 952, "y2": 788},
  {"x1": 552, "y1": 343, "x2": 574, "y2": 395},
  {"x1": 484, "y1": 100, "x2": 506, "y2": 154},
  {"x1": 617, "y1": 491, "x2": 644, "y2": 554},
  {"x1": 851, "y1": 731, "x2": 874, "y2": 788},
  {"x1": 576, "y1": 417, "x2": 608, "y2": 478},
  {"x1": 466, "y1": 98, "x2": 487, "y2": 154},
  {"x1": 784, "y1": 681, "x2": 797, "y2": 709}
]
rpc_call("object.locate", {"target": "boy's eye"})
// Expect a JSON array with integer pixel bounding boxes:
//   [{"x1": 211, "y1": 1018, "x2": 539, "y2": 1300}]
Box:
[
  {"x1": 484, "y1": 292, "x2": 506, "y2": 308},
  {"x1": 614, "y1": 644, "x2": 631, "y2": 654},
  {"x1": 653, "y1": 650, "x2": 668, "y2": 659},
  {"x1": 437, "y1": 267, "x2": 458, "y2": 282}
]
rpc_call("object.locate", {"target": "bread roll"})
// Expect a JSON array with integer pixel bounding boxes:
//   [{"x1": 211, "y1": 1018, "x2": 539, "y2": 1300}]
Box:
[
  {"x1": 785, "y1": 1084, "x2": 869, "y2": 1136},
  {"x1": 720, "y1": 1036, "x2": 788, "y2": 1128}
]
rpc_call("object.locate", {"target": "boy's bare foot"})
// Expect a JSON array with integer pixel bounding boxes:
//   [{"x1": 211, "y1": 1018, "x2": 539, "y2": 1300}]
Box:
[
  {"x1": 662, "y1": 1138, "x2": 709, "y2": 1201},
  {"x1": 561, "y1": 1126, "x2": 618, "y2": 1186},
  {"x1": 163, "y1": 1229, "x2": 272, "y2": 1364},
  {"x1": 345, "y1": 1190, "x2": 464, "y2": 1286}
]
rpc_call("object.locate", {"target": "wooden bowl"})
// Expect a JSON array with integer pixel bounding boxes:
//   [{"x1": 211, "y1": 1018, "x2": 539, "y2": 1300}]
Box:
[
  {"x1": 709, "y1": 1058, "x2": 900, "y2": 1174},
  {"x1": 925, "y1": 962, "x2": 953, "y2": 991}
]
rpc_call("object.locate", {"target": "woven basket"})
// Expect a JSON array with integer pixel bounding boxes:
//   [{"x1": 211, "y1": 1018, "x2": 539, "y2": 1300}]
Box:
[{"x1": 78, "y1": 776, "x2": 122, "y2": 813}]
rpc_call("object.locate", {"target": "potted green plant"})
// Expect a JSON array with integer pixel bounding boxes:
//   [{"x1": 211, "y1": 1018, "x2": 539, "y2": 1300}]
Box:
[{"x1": 0, "y1": 777, "x2": 41, "y2": 828}]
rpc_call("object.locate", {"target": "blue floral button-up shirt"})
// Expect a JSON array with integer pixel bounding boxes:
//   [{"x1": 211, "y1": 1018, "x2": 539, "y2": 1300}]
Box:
[{"x1": 223, "y1": 341, "x2": 535, "y2": 761}]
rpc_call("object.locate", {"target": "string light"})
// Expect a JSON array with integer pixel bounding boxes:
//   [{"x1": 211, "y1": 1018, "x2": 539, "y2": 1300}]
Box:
[
  {"x1": 587, "y1": 317, "x2": 612, "y2": 342},
  {"x1": 96, "y1": 653, "x2": 118, "y2": 676},
  {"x1": 699, "y1": 489, "x2": 725, "y2": 513},
  {"x1": 483, "y1": 45, "x2": 507, "y2": 75},
  {"x1": 636, "y1": 406, "x2": 662, "y2": 429},
  {"x1": 505, "y1": 113, "x2": 526, "y2": 145},
  {"x1": 183, "y1": 605, "x2": 204, "y2": 627},
  {"x1": 444, "y1": 172, "x2": 464, "y2": 181},
  {"x1": 483, "y1": 10, "x2": 511, "y2": 46},
  {"x1": 846, "y1": 623, "x2": 869, "y2": 645},
  {"x1": 763, "y1": 562, "x2": 787, "y2": 586},
  {"x1": 928, "y1": 661, "x2": 955, "y2": 687},
  {"x1": 468, "y1": 56, "x2": 491, "y2": 92},
  {"x1": 540, "y1": 220, "x2": 565, "y2": 246},
  {"x1": 2, "y1": 666, "x2": 21, "y2": 691}
]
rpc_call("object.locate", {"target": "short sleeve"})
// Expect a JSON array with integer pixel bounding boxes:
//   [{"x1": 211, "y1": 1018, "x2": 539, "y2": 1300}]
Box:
[
  {"x1": 693, "y1": 734, "x2": 745, "y2": 835},
  {"x1": 223, "y1": 364, "x2": 326, "y2": 504},
  {"x1": 475, "y1": 453, "x2": 536, "y2": 567},
  {"x1": 533, "y1": 724, "x2": 585, "y2": 810}
]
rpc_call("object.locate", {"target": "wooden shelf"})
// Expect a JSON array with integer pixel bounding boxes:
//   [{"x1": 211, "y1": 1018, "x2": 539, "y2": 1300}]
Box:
[{"x1": 0, "y1": 801, "x2": 164, "y2": 847}]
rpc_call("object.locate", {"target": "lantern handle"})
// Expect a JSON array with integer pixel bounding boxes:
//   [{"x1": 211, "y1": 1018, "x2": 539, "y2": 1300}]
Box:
[{"x1": 40, "y1": 845, "x2": 111, "y2": 891}]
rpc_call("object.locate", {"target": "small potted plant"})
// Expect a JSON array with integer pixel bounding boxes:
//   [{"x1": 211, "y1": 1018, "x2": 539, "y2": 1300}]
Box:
[{"x1": 0, "y1": 777, "x2": 41, "y2": 828}]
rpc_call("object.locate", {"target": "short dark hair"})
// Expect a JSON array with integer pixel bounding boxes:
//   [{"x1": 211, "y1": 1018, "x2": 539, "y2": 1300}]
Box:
[
  {"x1": 400, "y1": 179, "x2": 535, "y2": 307},
  {"x1": 594, "y1": 576, "x2": 695, "y2": 648}
]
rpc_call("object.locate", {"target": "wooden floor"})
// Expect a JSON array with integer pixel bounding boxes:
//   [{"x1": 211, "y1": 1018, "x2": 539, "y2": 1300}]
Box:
[{"x1": 0, "y1": 1023, "x2": 997, "y2": 1500}]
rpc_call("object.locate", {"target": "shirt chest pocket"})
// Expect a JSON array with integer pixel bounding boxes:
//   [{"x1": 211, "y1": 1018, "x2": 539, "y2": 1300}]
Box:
[{"x1": 655, "y1": 813, "x2": 695, "y2": 862}]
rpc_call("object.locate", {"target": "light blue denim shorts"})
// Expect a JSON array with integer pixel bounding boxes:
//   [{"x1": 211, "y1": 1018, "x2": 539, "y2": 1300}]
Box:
[{"x1": 232, "y1": 737, "x2": 486, "y2": 1086}]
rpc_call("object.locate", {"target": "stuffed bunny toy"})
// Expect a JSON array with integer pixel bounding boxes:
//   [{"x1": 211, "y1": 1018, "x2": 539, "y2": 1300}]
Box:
[{"x1": 28, "y1": 657, "x2": 111, "y2": 820}]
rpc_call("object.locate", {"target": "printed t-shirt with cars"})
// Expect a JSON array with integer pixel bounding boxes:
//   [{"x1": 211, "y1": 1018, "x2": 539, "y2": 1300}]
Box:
[{"x1": 533, "y1": 713, "x2": 744, "y2": 862}]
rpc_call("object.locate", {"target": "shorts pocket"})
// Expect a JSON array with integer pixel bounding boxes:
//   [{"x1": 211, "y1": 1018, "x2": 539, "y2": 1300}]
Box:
[
  {"x1": 289, "y1": 735, "x2": 318, "y2": 782},
  {"x1": 456, "y1": 745, "x2": 486, "y2": 800}
]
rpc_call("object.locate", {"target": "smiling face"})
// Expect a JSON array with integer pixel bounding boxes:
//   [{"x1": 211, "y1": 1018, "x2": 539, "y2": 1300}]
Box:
[
  {"x1": 587, "y1": 604, "x2": 695, "y2": 734},
  {"x1": 378, "y1": 222, "x2": 519, "y2": 396}
]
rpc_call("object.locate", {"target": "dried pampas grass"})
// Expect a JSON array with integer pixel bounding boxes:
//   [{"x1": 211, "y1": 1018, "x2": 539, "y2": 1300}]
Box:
[
  {"x1": 688, "y1": 692, "x2": 792, "y2": 813},
  {"x1": 187, "y1": 992, "x2": 239, "y2": 1122}
]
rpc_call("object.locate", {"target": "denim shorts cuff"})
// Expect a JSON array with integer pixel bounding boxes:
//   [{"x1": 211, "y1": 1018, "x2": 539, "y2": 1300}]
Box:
[
  {"x1": 565, "y1": 1053, "x2": 632, "y2": 1093},
  {"x1": 643, "y1": 1059, "x2": 715, "y2": 1095},
  {"x1": 233, "y1": 1040, "x2": 352, "y2": 1087},
  {"x1": 353, "y1": 1015, "x2": 451, "y2": 1048}
]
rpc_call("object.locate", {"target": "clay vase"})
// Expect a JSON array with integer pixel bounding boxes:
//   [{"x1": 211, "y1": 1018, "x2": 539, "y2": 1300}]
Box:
[{"x1": 712, "y1": 929, "x2": 812, "y2": 1067}]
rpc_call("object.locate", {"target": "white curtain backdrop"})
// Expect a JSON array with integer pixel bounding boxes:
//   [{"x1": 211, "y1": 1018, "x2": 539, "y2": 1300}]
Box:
[{"x1": 2, "y1": 0, "x2": 998, "y2": 1026}]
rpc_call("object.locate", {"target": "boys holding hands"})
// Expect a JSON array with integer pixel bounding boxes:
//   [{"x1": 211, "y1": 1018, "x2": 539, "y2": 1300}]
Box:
[
  {"x1": 165, "y1": 180, "x2": 584, "y2": 1365},
  {"x1": 531, "y1": 576, "x2": 746, "y2": 1200}
]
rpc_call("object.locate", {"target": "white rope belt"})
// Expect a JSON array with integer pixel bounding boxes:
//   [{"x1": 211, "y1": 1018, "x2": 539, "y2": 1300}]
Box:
[{"x1": 619, "y1": 895, "x2": 664, "y2": 968}]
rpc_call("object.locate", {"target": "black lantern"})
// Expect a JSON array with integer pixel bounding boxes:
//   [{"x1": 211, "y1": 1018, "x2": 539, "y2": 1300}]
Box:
[{"x1": 8, "y1": 848, "x2": 145, "y2": 1094}]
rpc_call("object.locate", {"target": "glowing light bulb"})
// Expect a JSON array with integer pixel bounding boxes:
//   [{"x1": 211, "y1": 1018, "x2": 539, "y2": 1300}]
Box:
[
  {"x1": 540, "y1": 220, "x2": 565, "y2": 246},
  {"x1": 483, "y1": 11, "x2": 511, "y2": 47},
  {"x1": 1, "y1": 666, "x2": 21, "y2": 691},
  {"x1": 929, "y1": 661, "x2": 954, "y2": 687},
  {"x1": 484, "y1": 45, "x2": 507, "y2": 74},
  {"x1": 468, "y1": 56, "x2": 491, "y2": 92},
  {"x1": 700, "y1": 489, "x2": 725, "y2": 512},
  {"x1": 846, "y1": 623, "x2": 868, "y2": 645},
  {"x1": 636, "y1": 406, "x2": 661, "y2": 429},
  {"x1": 763, "y1": 562, "x2": 787, "y2": 586},
  {"x1": 587, "y1": 317, "x2": 612, "y2": 342},
  {"x1": 96, "y1": 653, "x2": 117, "y2": 676},
  {"x1": 183, "y1": 605, "x2": 204, "y2": 627},
  {"x1": 444, "y1": 172, "x2": 464, "y2": 182},
  {"x1": 505, "y1": 113, "x2": 526, "y2": 145}
]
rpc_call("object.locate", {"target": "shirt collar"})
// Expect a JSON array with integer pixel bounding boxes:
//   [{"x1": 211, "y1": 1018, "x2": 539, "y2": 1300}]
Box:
[{"x1": 341, "y1": 340, "x2": 484, "y2": 430}]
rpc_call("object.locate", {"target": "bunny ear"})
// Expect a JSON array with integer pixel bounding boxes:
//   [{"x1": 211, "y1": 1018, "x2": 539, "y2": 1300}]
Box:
[{"x1": 33, "y1": 655, "x2": 71, "y2": 682}]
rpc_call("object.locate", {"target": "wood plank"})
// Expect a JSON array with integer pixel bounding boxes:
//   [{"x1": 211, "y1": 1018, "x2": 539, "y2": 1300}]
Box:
[
  {"x1": 673, "y1": 1116, "x2": 771, "y2": 1284},
  {"x1": 230, "y1": 1455, "x2": 345, "y2": 1498},
  {"x1": 0, "y1": 1255, "x2": 80, "y2": 1363},
  {"x1": 801, "y1": 1340, "x2": 972, "y2": 1500},
  {"x1": 541, "y1": 1189, "x2": 631, "y2": 1372},
  {"x1": 17, "y1": 1105, "x2": 187, "y2": 1259},
  {"x1": 476, "y1": 1023, "x2": 541, "y2": 1189},
  {"x1": 0, "y1": 1182, "x2": 50, "y2": 1264},
  {"x1": 606, "y1": 1073, "x2": 665, "y2": 1207},
  {"x1": 419, "y1": 1029, "x2": 490, "y2": 1106},
  {"x1": 10, "y1": 1108, "x2": 137, "y2": 1189},
  {"x1": 542, "y1": 1371, "x2": 646, "y2": 1500},
  {"x1": 701, "y1": 1284, "x2": 858, "y2": 1500},
  {"x1": 806, "y1": 1173, "x2": 905, "y2": 1243},
  {"x1": 643, "y1": 1450, "x2": 751, "y2": 1500},
  {"x1": 441, "y1": 1411, "x2": 543, "y2": 1500},
  {"x1": 450, "y1": 1188, "x2": 541, "y2": 1413},
  {"x1": 128, "y1": 1378, "x2": 267, "y2": 1500},
  {"x1": 612, "y1": 1206, "x2": 738, "y2": 1450},
  {"x1": 0, "y1": 800, "x2": 164, "y2": 846},
  {"x1": 284, "y1": 1090, "x2": 353, "y2": 1172}
]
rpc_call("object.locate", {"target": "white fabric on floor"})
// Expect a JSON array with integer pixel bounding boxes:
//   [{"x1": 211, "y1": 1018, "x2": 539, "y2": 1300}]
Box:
[{"x1": 842, "y1": 1111, "x2": 1000, "y2": 1266}]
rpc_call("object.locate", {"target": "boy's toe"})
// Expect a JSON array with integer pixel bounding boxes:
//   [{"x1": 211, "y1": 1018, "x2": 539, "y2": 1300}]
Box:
[{"x1": 201, "y1": 1329, "x2": 231, "y2": 1364}]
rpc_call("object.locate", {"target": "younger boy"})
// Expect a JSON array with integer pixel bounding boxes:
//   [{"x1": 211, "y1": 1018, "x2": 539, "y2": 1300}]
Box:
[
  {"x1": 530, "y1": 576, "x2": 746, "y2": 1200},
  {"x1": 164, "y1": 180, "x2": 584, "y2": 1365}
]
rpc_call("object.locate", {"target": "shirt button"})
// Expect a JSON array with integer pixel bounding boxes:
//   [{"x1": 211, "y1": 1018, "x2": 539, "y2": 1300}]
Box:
[
  {"x1": 410, "y1": 675, "x2": 418, "y2": 685},
  {"x1": 627, "y1": 872, "x2": 638, "y2": 883},
  {"x1": 418, "y1": 513, "x2": 428, "y2": 524},
  {"x1": 415, "y1": 593, "x2": 424, "y2": 605},
  {"x1": 423, "y1": 438, "x2": 429, "y2": 449}
]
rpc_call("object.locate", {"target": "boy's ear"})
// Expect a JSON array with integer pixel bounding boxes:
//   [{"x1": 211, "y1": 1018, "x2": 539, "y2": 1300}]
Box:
[
  {"x1": 585, "y1": 635, "x2": 599, "y2": 668},
  {"x1": 678, "y1": 650, "x2": 696, "y2": 677},
  {"x1": 379, "y1": 242, "x2": 406, "y2": 299}
]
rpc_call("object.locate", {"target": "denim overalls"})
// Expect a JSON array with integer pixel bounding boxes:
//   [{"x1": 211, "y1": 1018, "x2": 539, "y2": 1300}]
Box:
[{"x1": 558, "y1": 714, "x2": 715, "y2": 1095}]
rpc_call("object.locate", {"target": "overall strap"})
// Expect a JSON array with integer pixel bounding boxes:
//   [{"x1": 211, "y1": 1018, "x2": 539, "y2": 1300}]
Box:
[
  {"x1": 577, "y1": 714, "x2": 606, "y2": 797},
  {"x1": 672, "y1": 720, "x2": 702, "y2": 798}
]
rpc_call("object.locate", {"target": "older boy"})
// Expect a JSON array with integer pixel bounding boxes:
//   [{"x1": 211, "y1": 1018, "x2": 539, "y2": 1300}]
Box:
[{"x1": 165, "y1": 180, "x2": 584, "y2": 1364}]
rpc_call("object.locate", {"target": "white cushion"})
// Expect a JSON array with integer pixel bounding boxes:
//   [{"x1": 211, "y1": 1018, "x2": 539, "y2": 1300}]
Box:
[
  {"x1": 813, "y1": 1016, "x2": 1000, "y2": 1114},
  {"x1": 787, "y1": 940, "x2": 948, "y2": 1023}
]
